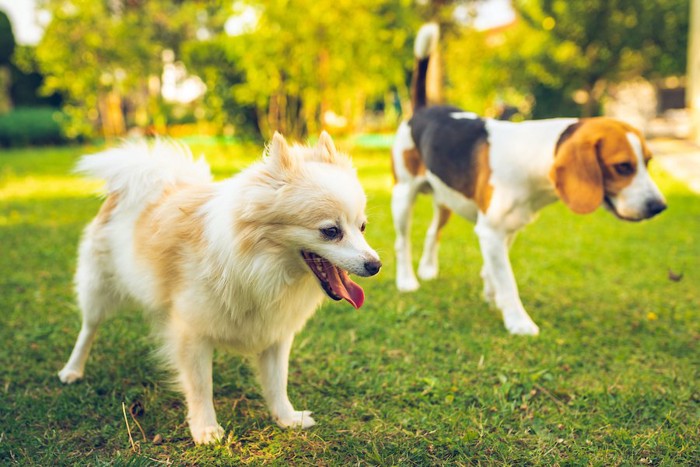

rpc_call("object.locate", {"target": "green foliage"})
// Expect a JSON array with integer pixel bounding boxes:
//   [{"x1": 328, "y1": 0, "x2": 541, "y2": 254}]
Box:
[
  {"x1": 1, "y1": 142, "x2": 698, "y2": 464},
  {"x1": 516, "y1": 0, "x2": 689, "y2": 116},
  {"x1": 518, "y1": 0, "x2": 689, "y2": 79},
  {"x1": 182, "y1": 37, "x2": 260, "y2": 138},
  {"x1": 443, "y1": 0, "x2": 690, "y2": 118},
  {"x1": 34, "y1": 0, "x2": 227, "y2": 138},
  {"x1": 198, "y1": 0, "x2": 419, "y2": 138},
  {"x1": 443, "y1": 28, "x2": 534, "y2": 118},
  {"x1": 0, "y1": 107, "x2": 67, "y2": 147},
  {"x1": 0, "y1": 9, "x2": 15, "y2": 64},
  {"x1": 29, "y1": 0, "x2": 689, "y2": 135},
  {"x1": 10, "y1": 45, "x2": 63, "y2": 108}
]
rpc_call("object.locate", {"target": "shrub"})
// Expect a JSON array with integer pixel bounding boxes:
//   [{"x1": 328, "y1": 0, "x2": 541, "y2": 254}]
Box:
[{"x1": 0, "y1": 106, "x2": 67, "y2": 147}]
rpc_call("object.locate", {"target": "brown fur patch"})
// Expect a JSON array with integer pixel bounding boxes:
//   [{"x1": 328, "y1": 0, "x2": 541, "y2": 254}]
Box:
[
  {"x1": 436, "y1": 206, "x2": 451, "y2": 239},
  {"x1": 232, "y1": 170, "x2": 350, "y2": 258},
  {"x1": 134, "y1": 185, "x2": 215, "y2": 306},
  {"x1": 235, "y1": 199, "x2": 348, "y2": 257},
  {"x1": 551, "y1": 117, "x2": 644, "y2": 213},
  {"x1": 95, "y1": 193, "x2": 119, "y2": 226},
  {"x1": 470, "y1": 142, "x2": 494, "y2": 213},
  {"x1": 403, "y1": 148, "x2": 425, "y2": 177},
  {"x1": 583, "y1": 118, "x2": 645, "y2": 184},
  {"x1": 554, "y1": 121, "x2": 582, "y2": 154},
  {"x1": 442, "y1": 140, "x2": 494, "y2": 212}
]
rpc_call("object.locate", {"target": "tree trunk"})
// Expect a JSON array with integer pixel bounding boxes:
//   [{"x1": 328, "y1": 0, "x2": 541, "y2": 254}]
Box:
[
  {"x1": 99, "y1": 91, "x2": 126, "y2": 139},
  {"x1": 0, "y1": 66, "x2": 12, "y2": 113},
  {"x1": 688, "y1": 0, "x2": 700, "y2": 144}
]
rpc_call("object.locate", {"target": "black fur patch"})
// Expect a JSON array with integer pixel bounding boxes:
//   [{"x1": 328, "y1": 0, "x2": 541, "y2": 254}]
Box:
[
  {"x1": 554, "y1": 121, "x2": 582, "y2": 155},
  {"x1": 411, "y1": 58, "x2": 430, "y2": 111},
  {"x1": 409, "y1": 106, "x2": 488, "y2": 193}
]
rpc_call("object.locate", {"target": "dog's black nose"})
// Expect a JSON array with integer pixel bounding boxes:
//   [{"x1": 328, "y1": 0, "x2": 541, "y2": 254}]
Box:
[
  {"x1": 645, "y1": 199, "x2": 667, "y2": 218},
  {"x1": 364, "y1": 259, "x2": 382, "y2": 276}
]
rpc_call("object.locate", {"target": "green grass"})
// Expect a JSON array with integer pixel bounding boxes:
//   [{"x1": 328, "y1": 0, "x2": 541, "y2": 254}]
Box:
[{"x1": 1, "y1": 141, "x2": 698, "y2": 465}]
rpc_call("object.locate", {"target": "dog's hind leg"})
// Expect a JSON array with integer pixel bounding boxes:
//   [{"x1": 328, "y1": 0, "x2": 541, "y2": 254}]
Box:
[
  {"x1": 418, "y1": 202, "x2": 451, "y2": 281},
  {"x1": 481, "y1": 232, "x2": 517, "y2": 305},
  {"x1": 255, "y1": 334, "x2": 315, "y2": 429},
  {"x1": 59, "y1": 232, "x2": 119, "y2": 384},
  {"x1": 392, "y1": 182, "x2": 421, "y2": 292}
]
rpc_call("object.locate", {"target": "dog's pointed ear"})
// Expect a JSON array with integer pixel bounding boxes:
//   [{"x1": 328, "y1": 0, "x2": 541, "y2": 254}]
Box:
[
  {"x1": 268, "y1": 132, "x2": 297, "y2": 172},
  {"x1": 550, "y1": 138, "x2": 604, "y2": 214},
  {"x1": 317, "y1": 130, "x2": 337, "y2": 163}
]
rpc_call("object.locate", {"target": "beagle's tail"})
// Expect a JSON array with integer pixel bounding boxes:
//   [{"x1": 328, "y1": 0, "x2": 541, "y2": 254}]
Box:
[{"x1": 411, "y1": 23, "x2": 439, "y2": 112}]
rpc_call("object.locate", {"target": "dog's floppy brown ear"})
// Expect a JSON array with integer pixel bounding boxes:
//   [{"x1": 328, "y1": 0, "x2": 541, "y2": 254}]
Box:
[
  {"x1": 317, "y1": 130, "x2": 337, "y2": 163},
  {"x1": 550, "y1": 138, "x2": 604, "y2": 214},
  {"x1": 269, "y1": 132, "x2": 297, "y2": 172}
]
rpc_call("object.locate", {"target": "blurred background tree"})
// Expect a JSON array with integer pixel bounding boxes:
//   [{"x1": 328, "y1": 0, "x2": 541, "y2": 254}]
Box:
[
  {"x1": 182, "y1": 35, "x2": 259, "y2": 138},
  {"x1": 34, "y1": 0, "x2": 226, "y2": 139},
  {"x1": 0, "y1": 9, "x2": 15, "y2": 113},
  {"x1": 184, "y1": 0, "x2": 420, "y2": 139},
  {"x1": 443, "y1": 0, "x2": 689, "y2": 119},
  {"x1": 0, "y1": 0, "x2": 689, "y2": 143},
  {"x1": 0, "y1": 7, "x2": 67, "y2": 147}
]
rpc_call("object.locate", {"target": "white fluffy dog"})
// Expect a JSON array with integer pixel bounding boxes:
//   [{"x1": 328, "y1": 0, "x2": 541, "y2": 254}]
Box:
[{"x1": 58, "y1": 132, "x2": 381, "y2": 444}]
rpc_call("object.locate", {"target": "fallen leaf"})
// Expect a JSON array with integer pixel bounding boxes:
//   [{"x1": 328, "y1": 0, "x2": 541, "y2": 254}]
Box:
[{"x1": 668, "y1": 269, "x2": 684, "y2": 282}]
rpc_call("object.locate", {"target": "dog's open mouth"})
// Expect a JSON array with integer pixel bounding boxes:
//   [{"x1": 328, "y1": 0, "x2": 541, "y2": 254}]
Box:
[{"x1": 301, "y1": 251, "x2": 365, "y2": 309}]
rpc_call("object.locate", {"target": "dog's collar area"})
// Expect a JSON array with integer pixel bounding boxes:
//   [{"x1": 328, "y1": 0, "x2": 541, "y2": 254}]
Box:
[{"x1": 301, "y1": 251, "x2": 365, "y2": 309}]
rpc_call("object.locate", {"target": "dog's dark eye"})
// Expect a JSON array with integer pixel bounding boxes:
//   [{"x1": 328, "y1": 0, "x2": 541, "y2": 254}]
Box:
[
  {"x1": 360, "y1": 222, "x2": 366, "y2": 233},
  {"x1": 614, "y1": 162, "x2": 635, "y2": 176},
  {"x1": 321, "y1": 226, "x2": 342, "y2": 240}
]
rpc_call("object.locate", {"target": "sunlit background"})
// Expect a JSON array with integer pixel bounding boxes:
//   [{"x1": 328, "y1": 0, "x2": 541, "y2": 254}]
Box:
[
  {"x1": 1, "y1": 2, "x2": 699, "y2": 464},
  {"x1": 0, "y1": 0, "x2": 695, "y2": 144}
]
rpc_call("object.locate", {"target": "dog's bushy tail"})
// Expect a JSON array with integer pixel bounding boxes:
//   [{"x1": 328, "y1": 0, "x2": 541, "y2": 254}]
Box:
[
  {"x1": 411, "y1": 23, "x2": 439, "y2": 112},
  {"x1": 76, "y1": 139, "x2": 212, "y2": 207}
]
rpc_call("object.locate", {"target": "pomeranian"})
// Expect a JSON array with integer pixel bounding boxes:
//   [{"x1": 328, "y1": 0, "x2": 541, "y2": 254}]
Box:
[{"x1": 58, "y1": 132, "x2": 381, "y2": 444}]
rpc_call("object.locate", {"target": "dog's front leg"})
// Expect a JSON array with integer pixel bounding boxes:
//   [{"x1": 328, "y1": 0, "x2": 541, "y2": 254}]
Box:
[
  {"x1": 256, "y1": 334, "x2": 315, "y2": 429},
  {"x1": 475, "y1": 220, "x2": 539, "y2": 335},
  {"x1": 167, "y1": 326, "x2": 223, "y2": 444}
]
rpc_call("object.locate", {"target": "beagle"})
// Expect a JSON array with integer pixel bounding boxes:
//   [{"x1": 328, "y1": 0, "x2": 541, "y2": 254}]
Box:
[{"x1": 391, "y1": 24, "x2": 667, "y2": 335}]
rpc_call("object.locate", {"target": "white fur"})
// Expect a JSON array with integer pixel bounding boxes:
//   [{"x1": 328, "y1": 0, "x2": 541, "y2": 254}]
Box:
[
  {"x1": 395, "y1": 23, "x2": 665, "y2": 337},
  {"x1": 59, "y1": 134, "x2": 380, "y2": 444},
  {"x1": 607, "y1": 132, "x2": 667, "y2": 220},
  {"x1": 392, "y1": 117, "x2": 665, "y2": 336},
  {"x1": 414, "y1": 23, "x2": 439, "y2": 59},
  {"x1": 391, "y1": 122, "x2": 425, "y2": 292},
  {"x1": 75, "y1": 139, "x2": 212, "y2": 207},
  {"x1": 450, "y1": 111, "x2": 479, "y2": 120}
]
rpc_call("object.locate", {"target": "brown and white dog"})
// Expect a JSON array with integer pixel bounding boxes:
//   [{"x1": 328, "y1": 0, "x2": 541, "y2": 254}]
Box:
[{"x1": 391, "y1": 24, "x2": 666, "y2": 335}]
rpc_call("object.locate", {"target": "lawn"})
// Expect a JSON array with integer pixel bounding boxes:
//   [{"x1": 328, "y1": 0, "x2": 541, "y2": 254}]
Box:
[{"x1": 1, "y1": 139, "x2": 698, "y2": 465}]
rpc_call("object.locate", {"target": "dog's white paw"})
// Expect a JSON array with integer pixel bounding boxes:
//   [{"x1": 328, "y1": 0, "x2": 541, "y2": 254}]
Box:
[
  {"x1": 397, "y1": 276, "x2": 420, "y2": 292},
  {"x1": 58, "y1": 367, "x2": 83, "y2": 384},
  {"x1": 275, "y1": 410, "x2": 316, "y2": 429},
  {"x1": 417, "y1": 262, "x2": 438, "y2": 281},
  {"x1": 191, "y1": 424, "x2": 224, "y2": 445},
  {"x1": 504, "y1": 315, "x2": 540, "y2": 336}
]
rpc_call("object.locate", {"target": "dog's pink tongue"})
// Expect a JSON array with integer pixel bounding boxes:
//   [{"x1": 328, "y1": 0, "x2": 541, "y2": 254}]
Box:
[{"x1": 332, "y1": 269, "x2": 365, "y2": 309}]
